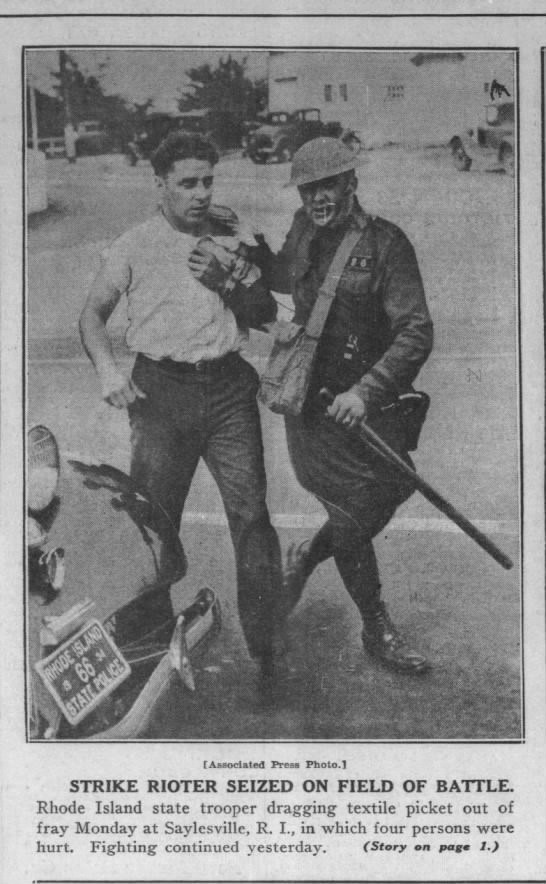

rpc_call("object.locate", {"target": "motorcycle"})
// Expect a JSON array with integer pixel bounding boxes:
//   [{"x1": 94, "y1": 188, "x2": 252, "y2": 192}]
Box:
[{"x1": 27, "y1": 425, "x2": 221, "y2": 740}]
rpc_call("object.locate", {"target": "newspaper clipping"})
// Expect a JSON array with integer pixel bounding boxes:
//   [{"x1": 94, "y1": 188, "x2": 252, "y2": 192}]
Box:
[{"x1": 0, "y1": 6, "x2": 545, "y2": 884}]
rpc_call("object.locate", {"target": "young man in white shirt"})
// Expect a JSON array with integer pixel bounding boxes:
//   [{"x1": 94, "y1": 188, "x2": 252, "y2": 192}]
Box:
[{"x1": 80, "y1": 131, "x2": 282, "y2": 685}]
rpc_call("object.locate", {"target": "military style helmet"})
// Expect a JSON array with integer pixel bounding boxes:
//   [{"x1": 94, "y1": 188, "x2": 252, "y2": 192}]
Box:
[{"x1": 287, "y1": 137, "x2": 359, "y2": 188}]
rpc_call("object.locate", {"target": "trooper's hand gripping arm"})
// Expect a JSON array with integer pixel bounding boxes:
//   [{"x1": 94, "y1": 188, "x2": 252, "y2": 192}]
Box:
[{"x1": 188, "y1": 237, "x2": 277, "y2": 328}]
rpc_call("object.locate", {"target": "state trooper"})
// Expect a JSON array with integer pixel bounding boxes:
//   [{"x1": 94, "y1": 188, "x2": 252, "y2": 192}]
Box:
[{"x1": 265, "y1": 137, "x2": 434, "y2": 673}]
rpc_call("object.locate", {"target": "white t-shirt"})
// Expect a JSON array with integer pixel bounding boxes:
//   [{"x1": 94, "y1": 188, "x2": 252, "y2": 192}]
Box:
[{"x1": 101, "y1": 212, "x2": 246, "y2": 362}]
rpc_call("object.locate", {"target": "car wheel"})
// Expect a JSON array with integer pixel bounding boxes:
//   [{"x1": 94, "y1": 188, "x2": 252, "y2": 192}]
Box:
[
  {"x1": 277, "y1": 142, "x2": 293, "y2": 163},
  {"x1": 499, "y1": 142, "x2": 514, "y2": 177},
  {"x1": 450, "y1": 137, "x2": 472, "y2": 172},
  {"x1": 341, "y1": 130, "x2": 362, "y2": 154}
]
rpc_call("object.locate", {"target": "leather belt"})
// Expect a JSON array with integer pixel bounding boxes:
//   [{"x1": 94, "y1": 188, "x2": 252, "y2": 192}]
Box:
[{"x1": 145, "y1": 352, "x2": 241, "y2": 375}]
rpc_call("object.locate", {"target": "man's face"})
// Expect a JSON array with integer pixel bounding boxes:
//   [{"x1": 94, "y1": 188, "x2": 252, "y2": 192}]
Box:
[
  {"x1": 298, "y1": 171, "x2": 356, "y2": 228},
  {"x1": 157, "y1": 158, "x2": 214, "y2": 231}
]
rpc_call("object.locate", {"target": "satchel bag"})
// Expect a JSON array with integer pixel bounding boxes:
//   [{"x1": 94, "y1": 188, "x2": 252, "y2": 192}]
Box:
[{"x1": 258, "y1": 227, "x2": 362, "y2": 416}]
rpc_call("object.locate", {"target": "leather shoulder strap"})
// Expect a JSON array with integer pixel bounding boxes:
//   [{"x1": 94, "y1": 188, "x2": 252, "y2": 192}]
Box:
[{"x1": 304, "y1": 227, "x2": 362, "y2": 340}]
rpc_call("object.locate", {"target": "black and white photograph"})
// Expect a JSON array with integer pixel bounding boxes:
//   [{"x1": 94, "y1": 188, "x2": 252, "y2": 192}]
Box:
[
  {"x1": 1, "y1": 8, "x2": 545, "y2": 884},
  {"x1": 25, "y1": 46, "x2": 520, "y2": 741}
]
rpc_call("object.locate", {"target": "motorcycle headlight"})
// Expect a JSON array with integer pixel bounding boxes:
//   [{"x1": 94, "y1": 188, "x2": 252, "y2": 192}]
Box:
[{"x1": 28, "y1": 425, "x2": 60, "y2": 513}]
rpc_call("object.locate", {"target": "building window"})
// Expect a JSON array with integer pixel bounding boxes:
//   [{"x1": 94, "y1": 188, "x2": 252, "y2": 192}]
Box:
[
  {"x1": 324, "y1": 84, "x2": 333, "y2": 102},
  {"x1": 339, "y1": 83, "x2": 348, "y2": 101},
  {"x1": 484, "y1": 82, "x2": 490, "y2": 94},
  {"x1": 386, "y1": 84, "x2": 405, "y2": 101}
]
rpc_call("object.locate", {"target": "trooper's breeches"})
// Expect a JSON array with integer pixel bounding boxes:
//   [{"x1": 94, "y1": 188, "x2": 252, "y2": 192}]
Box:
[{"x1": 285, "y1": 410, "x2": 414, "y2": 551}]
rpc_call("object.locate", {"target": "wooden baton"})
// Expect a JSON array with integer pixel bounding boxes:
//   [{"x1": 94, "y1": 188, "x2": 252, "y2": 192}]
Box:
[{"x1": 319, "y1": 389, "x2": 514, "y2": 571}]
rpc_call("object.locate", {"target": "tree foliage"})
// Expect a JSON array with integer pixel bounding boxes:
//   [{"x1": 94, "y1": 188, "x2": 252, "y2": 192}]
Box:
[
  {"x1": 46, "y1": 52, "x2": 134, "y2": 146},
  {"x1": 26, "y1": 87, "x2": 64, "y2": 138},
  {"x1": 28, "y1": 52, "x2": 269, "y2": 153},
  {"x1": 179, "y1": 55, "x2": 267, "y2": 120}
]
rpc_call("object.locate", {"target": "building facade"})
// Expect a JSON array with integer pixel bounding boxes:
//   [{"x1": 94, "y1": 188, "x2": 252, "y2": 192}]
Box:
[{"x1": 268, "y1": 50, "x2": 514, "y2": 147}]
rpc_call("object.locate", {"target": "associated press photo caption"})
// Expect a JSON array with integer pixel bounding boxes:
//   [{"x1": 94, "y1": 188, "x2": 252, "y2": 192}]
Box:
[{"x1": 34, "y1": 772, "x2": 517, "y2": 860}]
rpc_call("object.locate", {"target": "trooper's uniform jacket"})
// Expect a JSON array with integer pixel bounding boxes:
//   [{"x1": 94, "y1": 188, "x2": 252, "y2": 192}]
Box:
[
  {"x1": 268, "y1": 198, "x2": 433, "y2": 415},
  {"x1": 266, "y1": 198, "x2": 434, "y2": 546}
]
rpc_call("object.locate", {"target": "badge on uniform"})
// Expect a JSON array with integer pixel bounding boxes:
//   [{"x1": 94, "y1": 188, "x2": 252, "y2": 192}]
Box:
[
  {"x1": 343, "y1": 333, "x2": 360, "y2": 361},
  {"x1": 348, "y1": 255, "x2": 372, "y2": 270}
]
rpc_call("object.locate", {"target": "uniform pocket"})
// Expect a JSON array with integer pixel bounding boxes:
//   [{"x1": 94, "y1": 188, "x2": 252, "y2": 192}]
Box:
[{"x1": 339, "y1": 269, "x2": 373, "y2": 300}]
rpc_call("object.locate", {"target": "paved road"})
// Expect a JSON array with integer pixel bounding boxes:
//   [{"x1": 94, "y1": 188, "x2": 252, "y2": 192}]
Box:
[{"x1": 27, "y1": 149, "x2": 521, "y2": 740}]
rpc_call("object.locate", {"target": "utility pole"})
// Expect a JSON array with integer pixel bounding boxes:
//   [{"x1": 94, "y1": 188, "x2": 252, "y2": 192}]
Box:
[
  {"x1": 59, "y1": 49, "x2": 73, "y2": 125},
  {"x1": 29, "y1": 83, "x2": 39, "y2": 150},
  {"x1": 266, "y1": 52, "x2": 271, "y2": 113},
  {"x1": 59, "y1": 50, "x2": 77, "y2": 163}
]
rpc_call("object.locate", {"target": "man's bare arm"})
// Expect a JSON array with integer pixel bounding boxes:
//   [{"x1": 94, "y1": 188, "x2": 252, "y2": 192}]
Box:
[{"x1": 79, "y1": 266, "x2": 145, "y2": 409}]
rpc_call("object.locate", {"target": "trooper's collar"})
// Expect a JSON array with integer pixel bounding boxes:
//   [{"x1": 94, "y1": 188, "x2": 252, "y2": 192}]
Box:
[{"x1": 347, "y1": 197, "x2": 369, "y2": 232}]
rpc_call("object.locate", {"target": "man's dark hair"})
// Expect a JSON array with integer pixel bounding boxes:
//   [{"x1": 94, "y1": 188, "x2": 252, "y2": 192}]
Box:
[{"x1": 151, "y1": 131, "x2": 219, "y2": 178}]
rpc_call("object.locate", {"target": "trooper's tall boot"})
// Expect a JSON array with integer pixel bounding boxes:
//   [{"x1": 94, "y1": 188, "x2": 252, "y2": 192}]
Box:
[{"x1": 333, "y1": 541, "x2": 430, "y2": 675}]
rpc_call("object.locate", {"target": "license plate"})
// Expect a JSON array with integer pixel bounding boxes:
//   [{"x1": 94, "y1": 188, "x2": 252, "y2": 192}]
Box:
[{"x1": 35, "y1": 619, "x2": 131, "y2": 726}]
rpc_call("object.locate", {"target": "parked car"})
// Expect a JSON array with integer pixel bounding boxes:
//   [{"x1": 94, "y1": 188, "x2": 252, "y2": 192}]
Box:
[
  {"x1": 246, "y1": 107, "x2": 347, "y2": 164},
  {"x1": 75, "y1": 120, "x2": 114, "y2": 156},
  {"x1": 27, "y1": 425, "x2": 221, "y2": 740},
  {"x1": 241, "y1": 112, "x2": 290, "y2": 156},
  {"x1": 178, "y1": 108, "x2": 243, "y2": 149},
  {"x1": 125, "y1": 112, "x2": 182, "y2": 165},
  {"x1": 33, "y1": 121, "x2": 115, "y2": 159},
  {"x1": 449, "y1": 100, "x2": 515, "y2": 175},
  {"x1": 126, "y1": 108, "x2": 242, "y2": 164},
  {"x1": 35, "y1": 136, "x2": 66, "y2": 159}
]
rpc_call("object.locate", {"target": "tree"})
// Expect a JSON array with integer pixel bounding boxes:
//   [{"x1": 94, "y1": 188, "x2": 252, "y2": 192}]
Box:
[
  {"x1": 50, "y1": 52, "x2": 134, "y2": 150},
  {"x1": 26, "y1": 86, "x2": 64, "y2": 138},
  {"x1": 178, "y1": 55, "x2": 268, "y2": 147}
]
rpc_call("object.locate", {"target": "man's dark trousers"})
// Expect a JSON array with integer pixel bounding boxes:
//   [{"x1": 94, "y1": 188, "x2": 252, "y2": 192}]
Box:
[{"x1": 128, "y1": 352, "x2": 281, "y2": 662}]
